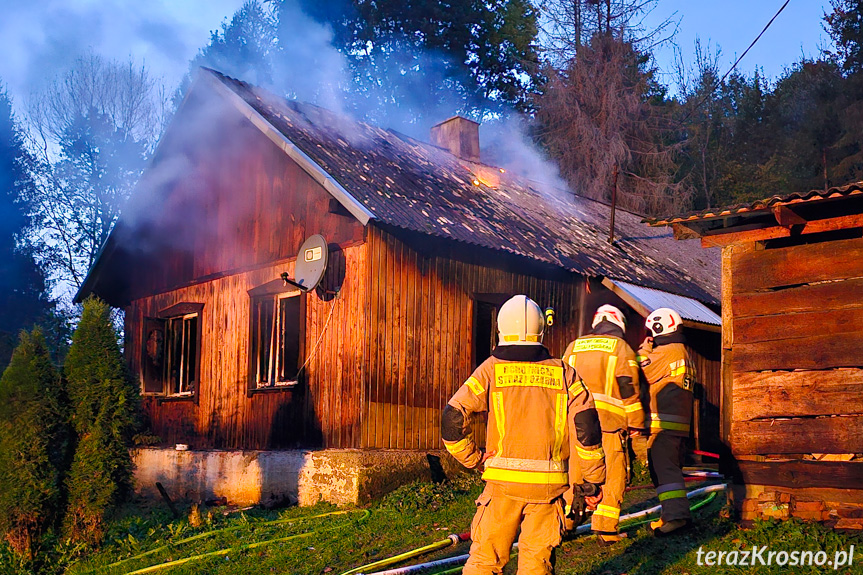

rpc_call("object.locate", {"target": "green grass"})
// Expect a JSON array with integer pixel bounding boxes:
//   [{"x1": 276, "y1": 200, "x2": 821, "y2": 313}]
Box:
[
  {"x1": 558, "y1": 495, "x2": 863, "y2": 575},
  {"x1": 2, "y1": 474, "x2": 862, "y2": 575}
]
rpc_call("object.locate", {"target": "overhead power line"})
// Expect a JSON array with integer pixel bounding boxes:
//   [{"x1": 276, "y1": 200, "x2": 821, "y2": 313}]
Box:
[{"x1": 680, "y1": 0, "x2": 791, "y2": 123}]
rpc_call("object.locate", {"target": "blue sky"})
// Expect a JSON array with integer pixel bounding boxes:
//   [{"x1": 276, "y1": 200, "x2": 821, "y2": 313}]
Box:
[
  {"x1": 0, "y1": 1, "x2": 836, "y2": 113},
  {"x1": 645, "y1": 0, "x2": 833, "y2": 89}
]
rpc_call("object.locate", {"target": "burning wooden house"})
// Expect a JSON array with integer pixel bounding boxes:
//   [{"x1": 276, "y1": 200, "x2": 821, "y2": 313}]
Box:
[
  {"x1": 77, "y1": 68, "x2": 720, "y2": 506},
  {"x1": 649, "y1": 184, "x2": 863, "y2": 528}
]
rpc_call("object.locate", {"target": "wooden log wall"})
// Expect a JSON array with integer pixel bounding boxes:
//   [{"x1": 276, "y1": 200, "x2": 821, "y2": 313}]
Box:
[
  {"x1": 361, "y1": 226, "x2": 583, "y2": 450},
  {"x1": 722, "y1": 234, "x2": 863, "y2": 502},
  {"x1": 128, "y1": 245, "x2": 367, "y2": 450},
  {"x1": 729, "y1": 236, "x2": 863, "y2": 457}
]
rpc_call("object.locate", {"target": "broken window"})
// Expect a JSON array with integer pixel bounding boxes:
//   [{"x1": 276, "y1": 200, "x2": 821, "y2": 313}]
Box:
[
  {"x1": 142, "y1": 303, "x2": 203, "y2": 397},
  {"x1": 164, "y1": 314, "x2": 199, "y2": 396},
  {"x1": 251, "y1": 291, "x2": 304, "y2": 389}
]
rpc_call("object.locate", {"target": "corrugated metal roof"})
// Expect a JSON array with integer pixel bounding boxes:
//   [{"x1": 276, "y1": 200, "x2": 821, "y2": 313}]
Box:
[
  {"x1": 646, "y1": 181, "x2": 863, "y2": 226},
  {"x1": 608, "y1": 280, "x2": 721, "y2": 326},
  {"x1": 210, "y1": 71, "x2": 720, "y2": 304}
]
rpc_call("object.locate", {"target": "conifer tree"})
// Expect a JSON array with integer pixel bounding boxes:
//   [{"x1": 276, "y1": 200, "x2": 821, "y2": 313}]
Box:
[
  {"x1": 62, "y1": 297, "x2": 139, "y2": 544},
  {"x1": 0, "y1": 85, "x2": 54, "y2": 373},
  {"x1": 0, "y1": 329, "x2": 67, "y2": 558}
]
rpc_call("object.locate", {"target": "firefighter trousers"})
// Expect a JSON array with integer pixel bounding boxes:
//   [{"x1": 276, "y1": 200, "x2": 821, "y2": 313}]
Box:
[
  {"x1": 589, "y1": 430, "x2": 627, "y2": 534},
  {"x1": 648, "y1": 432, "x2": 691, "y2": 523},
  {"x1": 463, "y1": 484, "x2": 566, "y2": 575}
]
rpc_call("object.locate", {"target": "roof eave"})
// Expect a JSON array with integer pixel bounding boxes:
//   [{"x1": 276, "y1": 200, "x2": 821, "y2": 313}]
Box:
[
  {"x1": 647, "y1": 183, "x2": 863, "y2": 229},
  {"x1": 73, "y1": 235, "x2": 114, "y2": 304}
]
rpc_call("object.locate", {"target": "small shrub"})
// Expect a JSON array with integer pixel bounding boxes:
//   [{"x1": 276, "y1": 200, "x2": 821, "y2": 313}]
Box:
[
  {"x1": 380, "y1": 473, "x2": 483, "y2": 512},
  {"x1": 132, "y1": 431, "x2": 162, "y2": 447},
  {"x1": 63, "y1": 297, "x2": 140, "y2": 545},
  {"x1": 0, "y1": 328, "x2": 68, "y2": 558}
]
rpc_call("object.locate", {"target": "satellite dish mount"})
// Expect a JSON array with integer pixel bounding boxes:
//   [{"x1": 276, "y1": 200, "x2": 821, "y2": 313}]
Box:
[{"x1": 281, "y1": 234, "x2": 329, "y2": 292}]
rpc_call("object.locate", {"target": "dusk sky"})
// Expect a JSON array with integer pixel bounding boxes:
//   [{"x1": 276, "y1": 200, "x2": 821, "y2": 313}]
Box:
[
  {"x1": 645, "y1": 0, "x2": 832, "y2": 89},
  {"x1": 0, "y1": 1, "x2": 834, "y2": 114}
]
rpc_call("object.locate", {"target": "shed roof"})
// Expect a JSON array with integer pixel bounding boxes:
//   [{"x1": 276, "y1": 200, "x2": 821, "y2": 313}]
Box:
[
  {"x1": 602, "y1": 279, "x2": 721, "y2": 331},
  {"x1": 204, "y1": 70, "x2": 718, "y2": 304},
  {"x1": 646, "y1": 181, "x2": 863, "y2": 226}
]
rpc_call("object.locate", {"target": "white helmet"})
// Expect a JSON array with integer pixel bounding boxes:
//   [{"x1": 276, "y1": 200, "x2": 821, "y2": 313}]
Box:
[
  {"x1": 498, "y1": 295, "x2": 545, "y2": 345},
  {"x1": 646, "y1": 308, "x2": 683, "y2": 336},
  {"x1": 592, "y1": 304, "x2": 626, "y2": 333}
]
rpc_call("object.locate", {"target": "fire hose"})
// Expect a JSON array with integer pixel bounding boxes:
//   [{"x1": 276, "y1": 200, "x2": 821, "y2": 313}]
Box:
[
  {"x1": 338, "y1": 533, "x2": 470, "y2": 575},
  {"x1": 83, "y1": 509, "x2": 370, "y2": 575},
  {"x1": 425, "y1": 495, "x2": 713, "y2": 575},
  {"x1": 358, "y1": 484, "x2": 728, "y2": 575},
  {"x1": 95, "y1": 509, "x2": 360, "y2": 573}
]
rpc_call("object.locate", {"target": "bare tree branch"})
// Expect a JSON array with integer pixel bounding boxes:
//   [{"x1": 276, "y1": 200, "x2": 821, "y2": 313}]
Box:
[{"x1": 23, "y1": 53, "x2": 167, "y2": 299}]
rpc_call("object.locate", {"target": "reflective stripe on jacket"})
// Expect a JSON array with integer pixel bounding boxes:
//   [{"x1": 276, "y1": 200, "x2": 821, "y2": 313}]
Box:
[
  {"x1": 637, "y1": 340, "x2": 694, "y2": 438},
  {"x1": 442, "y1": 346, "x2": 606, "y2": 503},
  {"x1": 562, "y1": 334, "x2": 644, "y2": 433}
]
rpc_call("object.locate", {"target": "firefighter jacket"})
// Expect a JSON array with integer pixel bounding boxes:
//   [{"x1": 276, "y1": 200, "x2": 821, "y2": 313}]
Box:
[
  {"x1": 561, "y1": 321, "x2": 645, "y2": 434},
  {"x1": 441, "y1": 345, "x2": 606, "y2": 503},
  {"x1": 637, "y1": 335, "x2": 694, "y2": 438}
]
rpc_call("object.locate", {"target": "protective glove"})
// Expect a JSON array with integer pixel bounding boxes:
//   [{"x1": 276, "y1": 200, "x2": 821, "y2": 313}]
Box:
[{"x1": 567, "y1": 483, "x2": 602, "y2": 526}]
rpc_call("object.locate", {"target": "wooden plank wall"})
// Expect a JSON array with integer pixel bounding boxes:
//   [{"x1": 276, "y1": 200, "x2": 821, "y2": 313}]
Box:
[
  {"x1": 583, "y1": 284, "x2": 722, "y2": 452},
  {"x1": 125, "y1": 93, "x2": 364, "y2": 302},
  {"x1": 129, "y1": 245, "x2": 366, "y2": 450},
  {"x1": 124, "y1": 102, "x2": 368, "y2": 450},
  {"x1": 685, "y1": 329, "x2": 722, "y2": 453},
  {"x1": 362, "y1": 226, "x2": 583, "y2": 450},
  {"x1": 729, "y1": 236, "x2": 863, "y2": 456}
]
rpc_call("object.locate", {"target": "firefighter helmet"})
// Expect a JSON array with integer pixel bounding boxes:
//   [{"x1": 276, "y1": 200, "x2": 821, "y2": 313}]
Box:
[
  {"x1": 646, "y1": 308, "x2": 683, "y2": 336},
  {"x1": 592, "y1": 304, "x2": 626, "y2": 333},
  {"x1": 498, "y1": 295, "x2": 545, "y2": 345}
]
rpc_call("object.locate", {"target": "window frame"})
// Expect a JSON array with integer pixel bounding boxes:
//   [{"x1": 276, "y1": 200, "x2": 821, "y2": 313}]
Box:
[
  {"x1": 163, "y1": 312, "x2": 200, "y2": 398},
  {"x1": 248, "y1": 284, "x2": 306, "y2": 394},
  {"x1": 141, "y1": 302, "x2": 203, "y2": 401}
]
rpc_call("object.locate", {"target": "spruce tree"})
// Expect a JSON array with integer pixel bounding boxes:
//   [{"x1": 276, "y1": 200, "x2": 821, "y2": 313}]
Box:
[
  {"x1": 0, "y1": 84, "x2": 54, "y2": 373},
  {"x1": 63, "y1": 297, "x2": 139, "y2": 544},
  {"x1": 0, "y1": 329, "x2": 67, "y2": 558}
]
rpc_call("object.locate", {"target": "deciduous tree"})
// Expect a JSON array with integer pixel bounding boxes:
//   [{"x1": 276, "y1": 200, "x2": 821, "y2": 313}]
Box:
[{"x1": 27, "y1": 54, "x2": 167, "y2": 296}]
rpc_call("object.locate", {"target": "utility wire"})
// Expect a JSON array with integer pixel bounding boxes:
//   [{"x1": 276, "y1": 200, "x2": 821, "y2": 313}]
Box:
[{"x1": 680, "y1": 0, "x2": 791, "y2": 123}]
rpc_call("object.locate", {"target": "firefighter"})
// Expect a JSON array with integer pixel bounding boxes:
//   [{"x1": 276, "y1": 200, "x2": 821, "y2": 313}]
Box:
[
  {"x1": 561, "y1": 304, "x2": 645, "y2": 545},
  {"x1": 441, "y1": 295, "x2": 606, "y2": 575},
  {"x1": 638, "y1": 307, "x2": 695, "y2": 537}
]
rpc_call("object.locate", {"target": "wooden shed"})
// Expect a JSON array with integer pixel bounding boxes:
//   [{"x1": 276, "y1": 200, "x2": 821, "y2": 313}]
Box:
[
  {"x1": 77, "y1": 68, "x2": 721, "y2": 506},
  {"x1": 649, "y1": 184, "x2": 863, "y2": 528}
]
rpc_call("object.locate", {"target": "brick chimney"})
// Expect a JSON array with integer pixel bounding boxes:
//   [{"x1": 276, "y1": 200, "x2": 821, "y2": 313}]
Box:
[{"x1": 430, "y1": 116, "x2": 480, "y2": 162}]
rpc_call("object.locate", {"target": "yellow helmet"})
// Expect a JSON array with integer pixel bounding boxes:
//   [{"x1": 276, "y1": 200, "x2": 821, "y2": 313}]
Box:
[{"x1": 498, "y1": 295, "x2": 545, "y2": 345}]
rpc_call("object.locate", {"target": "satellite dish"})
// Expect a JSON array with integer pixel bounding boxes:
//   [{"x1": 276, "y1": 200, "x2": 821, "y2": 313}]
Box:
[{"x1": 280, "y1": 234, "x2": 329, "y2": 292}]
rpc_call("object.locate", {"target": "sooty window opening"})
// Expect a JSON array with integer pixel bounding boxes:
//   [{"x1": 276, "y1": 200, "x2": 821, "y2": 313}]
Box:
[
  {"x1": 473, "y1": 298, "x2": 502, "y2": 367},
  {"x1": 251, "y1": 291, "x2": 304, "y2": 389},
  {"x1": 142, "y1": 303, "x2": 203, "y2": 397}
]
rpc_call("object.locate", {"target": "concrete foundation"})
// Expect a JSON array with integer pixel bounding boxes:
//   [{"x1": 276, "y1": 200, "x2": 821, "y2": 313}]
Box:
[{"x1": 132, "y1": 448, "x2": 445, "y2": 507}]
